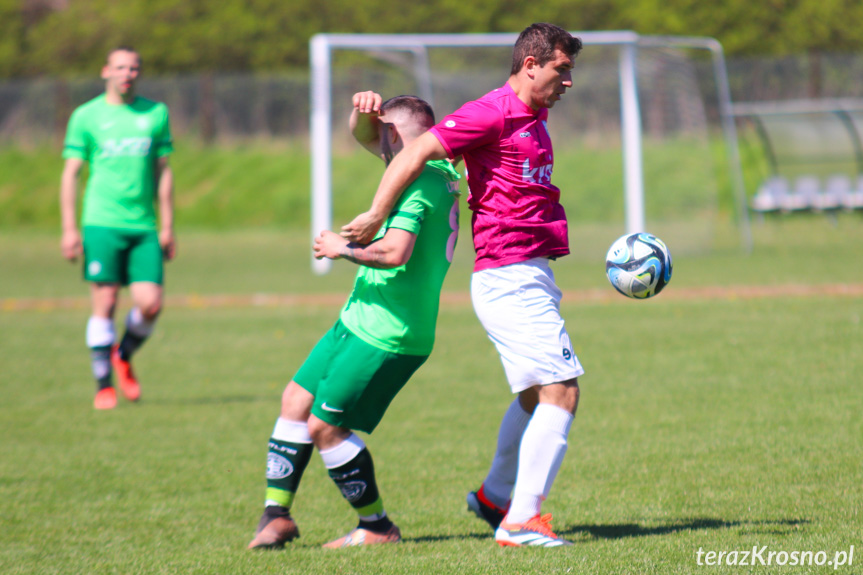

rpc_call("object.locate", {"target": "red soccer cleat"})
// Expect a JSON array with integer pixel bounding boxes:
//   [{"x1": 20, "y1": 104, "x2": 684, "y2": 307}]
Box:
[
  {"x1": 467, "y1": 485, "x2": 509, "y2": 530},
  {"x1": 93, "y1": 387, "x2": 117, "y2": 410},
  {"x1": 111, "y1": 346, "x2": 141, "y2": 402}
]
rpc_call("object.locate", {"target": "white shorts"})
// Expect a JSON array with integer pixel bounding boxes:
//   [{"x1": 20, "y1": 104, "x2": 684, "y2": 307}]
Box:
[{"x1": 471, "y1": 258, "x2": 585, "y2": 393}]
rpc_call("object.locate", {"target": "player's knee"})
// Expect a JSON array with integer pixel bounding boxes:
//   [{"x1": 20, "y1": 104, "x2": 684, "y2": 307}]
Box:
[
  {"x1": 280, "y1": 382, "x2": 313, "y2": 421},
  {"x1": 307, "y1": 417, "x2": 349, "y2": 449},
  {"x1": 537, "y1": 378, "x2": 579, "y2": 414},
  {"x1": 518, "y1": 388, "x2": 540, "y2": 414},
  {"x1": 91, "y1": 285, "x2": 119, "y2": 316},
  {"x1": 307, "y1": 418, "x2": 332, "y2": 444},
  {"x1": 139, "y1": 299, "x2": 162, "y2": 321}
]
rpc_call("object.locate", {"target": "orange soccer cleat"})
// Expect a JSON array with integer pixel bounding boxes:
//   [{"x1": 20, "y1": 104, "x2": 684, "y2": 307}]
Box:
[
  {"x1": 93, "y1": 387, "x2": 117, "y2": 410},
  {"x1": 111, "y1": 346, "x2": 141, "y2": 402},
  {"x1": 495, "y1": 513, "x2": 572, "y2": 547}
]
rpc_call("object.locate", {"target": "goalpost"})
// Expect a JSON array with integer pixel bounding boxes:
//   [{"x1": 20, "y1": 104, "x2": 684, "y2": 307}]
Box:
[{"x1": 309, "y1": 31, "x2": 750, "y2": 274}]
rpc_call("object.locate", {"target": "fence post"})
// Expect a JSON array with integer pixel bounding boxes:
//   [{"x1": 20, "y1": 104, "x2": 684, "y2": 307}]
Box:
[
  {"x1": 199, "y1": 73, "x2": 215, "y2": 144},
  {"x1": 54, "y1": 78, "x2": 69, "y2": 148}
]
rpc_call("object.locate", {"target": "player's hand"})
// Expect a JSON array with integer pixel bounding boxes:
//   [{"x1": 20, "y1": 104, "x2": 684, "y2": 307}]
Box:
[
  {"x1": 340, "y1": 211, "x2": 384, "y2": 244},
  {"x1": 160, "y1": 229, "x2": 177, "y2": 261},
  {"x1": 61, "y1": 229, "x2": 82, "y2": 262},
  {"x1": 352, "y1": 91, "x2": 382, "y2": 115},
  {"x1": 314, "y1": 230, "x2": 348, "y2": 260}
]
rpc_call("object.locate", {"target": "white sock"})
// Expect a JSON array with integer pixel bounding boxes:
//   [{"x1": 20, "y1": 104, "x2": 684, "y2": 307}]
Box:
[
  {"x1": 272, "y1": 418, "x2": 312, "y2": 444},
  {"x1": 86, "y1": 316, "x2": 115, "y2": 348},
  {"x1": 86, "y1": 316, "x2": 115, "y2": 383},
  {"x1": 319, "y1": 433, "x2": 366, "y2": 469},
  {"x1": 482, "y1": 398, "x2": 532, "y2": 509},
  {"x1": 506, "y1": 403, "x2": 574, "y2": 524},
  {"x1": 126, "y1": 307, "x2": 155, "y2": 338}
]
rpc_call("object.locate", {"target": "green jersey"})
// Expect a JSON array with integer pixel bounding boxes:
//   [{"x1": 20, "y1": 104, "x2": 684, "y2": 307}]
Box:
[
  {"x1": 340, "y1": 160, "x2": 461, "y2": 356},
  {"x1": 63, "y1": 95, "x2": 173, "y2": 231}
]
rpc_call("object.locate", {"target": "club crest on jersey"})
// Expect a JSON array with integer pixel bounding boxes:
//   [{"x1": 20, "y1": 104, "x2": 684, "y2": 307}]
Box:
[
  {"x1": 88, "y1": 261, "x2": 102, "y2": 276},
  {"x1": 445, "y1": 120, "x2": 456, "y2": 128},
  {"x1": 266, "y1": 453, "x2": 294, "y2": 479},
  {"x1": 339, "y1": 480, "x2": 367, "y2": 502},
  {"x1": 519, "y1": 132, "x2": 531, "y2": 138}
]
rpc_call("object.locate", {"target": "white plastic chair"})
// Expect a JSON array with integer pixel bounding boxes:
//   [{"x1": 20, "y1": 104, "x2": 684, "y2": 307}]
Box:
[
  {"x1": 751, "y1": 176, "x2": 788, "y2": 213},
  {"x1": 842, "y1": 175, "x2": 863, "y2": 210},
  {"x1": 782, "y1": 175, "x2": 819, "y2": 211},
  {"x1": 813, "y1": 174, "x2": 849, "y2": 211}
]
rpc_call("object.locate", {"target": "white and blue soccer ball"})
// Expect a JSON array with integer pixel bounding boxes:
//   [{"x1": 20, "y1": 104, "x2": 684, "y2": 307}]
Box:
[{"x1": 605, "y1": 232, "x2": 673, "y2": 299}]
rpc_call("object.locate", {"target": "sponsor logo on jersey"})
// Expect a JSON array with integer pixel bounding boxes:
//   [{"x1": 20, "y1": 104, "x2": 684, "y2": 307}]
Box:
[
  {"x1": 321, "y1": 402, "x2": 344, "y2": 413},
  {"x1": 445, "y1": 120, "x2": 456, "y2": 128},
  {"x1": 266, "y1": 453, "x2": 294, "y2": 479},
  {"x1": 519, "y1": 132, "x2": 531, "y2": 138},
  {"x1": 521, "y1": 158, "x2": 553, "y2": 185},
  {"x1": 99, "y1": 137, "x2": 153, "y2": 158}
]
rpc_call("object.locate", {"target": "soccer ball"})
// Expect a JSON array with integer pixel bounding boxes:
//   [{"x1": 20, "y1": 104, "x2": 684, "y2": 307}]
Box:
[{"x1": 605, "y1": 232, "x2": 673, "y2": 299}]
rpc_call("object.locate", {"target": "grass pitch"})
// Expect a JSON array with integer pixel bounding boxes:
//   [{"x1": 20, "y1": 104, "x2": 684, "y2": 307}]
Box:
[{"x1": 1, "y1": 218, "x2": 862, "y2": 574}]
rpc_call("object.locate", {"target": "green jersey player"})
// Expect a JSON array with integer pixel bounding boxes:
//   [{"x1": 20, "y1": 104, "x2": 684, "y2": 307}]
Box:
[
  {"x1": 247, "y1": 92, "x2": 460, "y2": 549},
  {"x1": 60, "y1": 46, "x2": 174, "y2": 410}
]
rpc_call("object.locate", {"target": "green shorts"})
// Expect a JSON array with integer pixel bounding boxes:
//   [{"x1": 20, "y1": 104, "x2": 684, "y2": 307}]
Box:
[
  {"x1": 294, "y1": 319, "x2": 428, "y2": 434},
  {"x1": 82, "y1": 226, "x2": 164, "y2": 286}
]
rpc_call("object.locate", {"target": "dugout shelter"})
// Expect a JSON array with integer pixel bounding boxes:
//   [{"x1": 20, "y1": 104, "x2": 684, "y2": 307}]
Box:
[{"x1": 732, "y1": 99, "x2": 863, "y2": 215}]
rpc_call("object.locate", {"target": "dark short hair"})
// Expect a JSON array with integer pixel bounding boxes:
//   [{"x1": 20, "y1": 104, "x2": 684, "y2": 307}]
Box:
[
  {"x1": 511, "y1": 23, "x2": 582, "y2": 75},
  {"x1": 381, "y1": 95, "x2": 435, "y2": 127},
  {"x1": 106, "y1": 45, "x2": 140, "y2": 64}
]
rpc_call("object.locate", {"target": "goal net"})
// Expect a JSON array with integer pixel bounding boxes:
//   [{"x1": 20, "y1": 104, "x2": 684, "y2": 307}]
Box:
[{"x1": 310, "y1": 32, "x2": 749, "y2": 273}]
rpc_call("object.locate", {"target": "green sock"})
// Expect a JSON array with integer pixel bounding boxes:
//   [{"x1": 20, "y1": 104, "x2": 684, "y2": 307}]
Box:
[
  {"x1": 327, "y1": 447, "x2": 386, "y2": 519},
  {"x1": 265, "y1": 438, "x2": 313, "y2": 508}
]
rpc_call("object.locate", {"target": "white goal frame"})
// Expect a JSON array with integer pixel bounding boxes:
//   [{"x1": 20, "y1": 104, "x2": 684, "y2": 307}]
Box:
[{"x1": 309, "y1": 31, "x2": 750, "y2": 273}]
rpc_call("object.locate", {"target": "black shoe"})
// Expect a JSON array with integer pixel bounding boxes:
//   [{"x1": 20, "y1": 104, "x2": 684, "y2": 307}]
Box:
[{"x1": 467, "y1": 488, "x2": 508, "y2": 531}]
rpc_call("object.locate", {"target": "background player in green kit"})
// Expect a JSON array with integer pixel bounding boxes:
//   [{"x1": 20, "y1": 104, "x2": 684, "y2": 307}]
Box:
[
  {"x1": 60, "y1": 46, "x2": 175, "y2": 410},
  {"x1": 247, "y1": 91, "x2": 461, "y2": 549}
]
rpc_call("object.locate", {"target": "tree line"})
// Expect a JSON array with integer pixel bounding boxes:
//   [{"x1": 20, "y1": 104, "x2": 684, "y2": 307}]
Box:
[{"x1": 3, "y1": 0, "x2": 863, "y2": 77}]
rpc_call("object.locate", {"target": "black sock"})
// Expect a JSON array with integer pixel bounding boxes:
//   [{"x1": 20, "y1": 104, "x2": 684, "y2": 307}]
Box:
[
  {"x1": 358, "y1": 516, "x2": 394, "y2": 533},
  {"x1": 118, "y1": 330, "x2": 147, "y2": 361},
  {"x1": 264, "y1": 505, "x2": 291, "y2": 518},
  {"x1": 90, "y1": 345, "x2": 113, "y2": 390},
  {"x1": 265, "y1": 438, "x2": 314, "y2": 508}
]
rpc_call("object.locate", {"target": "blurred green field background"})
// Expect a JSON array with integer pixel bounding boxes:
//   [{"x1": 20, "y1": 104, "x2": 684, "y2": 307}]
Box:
[
  {"x1": 1, "y1": 140, "x2": 862, "y2": 573},
  {"x1": 0, "y1": 136, "x2": 763, "y2": 233}
]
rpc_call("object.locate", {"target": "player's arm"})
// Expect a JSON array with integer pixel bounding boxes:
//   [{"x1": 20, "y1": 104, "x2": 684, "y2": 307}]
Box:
[
  {"x1": 341, "y1": 131, "x2": 447, "y2": 244},
  {"x1": 314, "y1": 228, "x2": 416, "y2": 269},
  {"x1": 350, "y1": 91, "x2": 383, "y2": 157},
  {"x1": 59, "y1": 157, "x2": 85, "y2": 262},
  {"x1": 155, "y1": 156, "x2": 176, "y2": 261}
]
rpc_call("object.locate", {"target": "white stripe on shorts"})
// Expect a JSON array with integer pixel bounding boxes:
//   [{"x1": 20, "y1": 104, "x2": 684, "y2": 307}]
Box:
[{"x1": 471, "y1": 258, "x2": 584, "y2": 392}]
